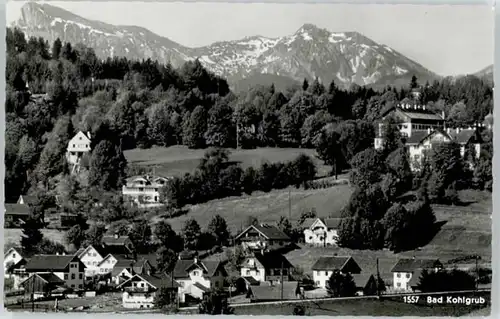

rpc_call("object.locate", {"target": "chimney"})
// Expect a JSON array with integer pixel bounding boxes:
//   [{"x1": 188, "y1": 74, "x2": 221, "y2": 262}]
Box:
[{"x1": 194, "y1": 256, "x2": 198, "y2": 264}]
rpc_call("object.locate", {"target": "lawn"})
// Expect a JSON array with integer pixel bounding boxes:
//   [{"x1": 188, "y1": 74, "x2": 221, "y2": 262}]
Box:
[
  {"x1": 153, "y1": 184, "x2": 353, "y2": 234},
  {"x1": 232, "y1": 295, "x2": 490, "y2": 316},
  {"x1": 124, "y1": 145, "x2": 332, "y2": 178},
  {"x1": 4, "y1": 229, "x2": 66, "y2": 250}
]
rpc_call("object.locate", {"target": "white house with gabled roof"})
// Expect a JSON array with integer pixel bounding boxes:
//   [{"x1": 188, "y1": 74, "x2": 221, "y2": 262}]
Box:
[
  {"x1": 66, "y1": 131, "x2": 91, "y2": 172},
  {"x1": 122, "y1": 175, "x2": 172, "y2": 207},
  {"x1": 303, "y1": 218, "x2": 342, "y2": 246}
]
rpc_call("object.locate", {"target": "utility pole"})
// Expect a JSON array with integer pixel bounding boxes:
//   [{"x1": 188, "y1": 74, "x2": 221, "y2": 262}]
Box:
[
  {"x1": 376, "y1": 258, "x2": 381, "y2": 298},
  {"x1": 288, "y1": 189, "x2": 291, "y2": 220},
  {"x1": 280, "y1": 260, "x2": 284, "y2": 301},
  {"x1": 31, "y1": 274, "x2": 35, "y2": 312}
]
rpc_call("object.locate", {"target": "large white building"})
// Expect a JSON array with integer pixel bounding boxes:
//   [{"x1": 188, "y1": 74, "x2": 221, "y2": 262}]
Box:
[
  {"x1": 118, "y1": 273, "x2": 179, "y2": 309},
  {"x1": 374, "y1": 104, "x2": 483, "y2": 171},
  {"x1": 66, "y1": 131, "x2": 92, "y2": 173},
  {"x1": 122, "y1": 175, "x2": 172, "y2": 207}
]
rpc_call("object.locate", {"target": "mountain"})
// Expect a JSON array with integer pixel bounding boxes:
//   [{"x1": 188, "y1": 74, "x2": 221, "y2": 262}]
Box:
[
  {"x1": 473, "y1": 65, "x2": 493, "y2": 84},
  {"x1": 12, "y1": 2, "x2": 439, "y2": 89}
]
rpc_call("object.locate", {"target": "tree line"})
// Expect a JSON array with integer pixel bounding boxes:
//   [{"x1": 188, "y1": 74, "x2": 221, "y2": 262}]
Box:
[{"x1": 6, "y1": 27, "x2": 494, "y2": 204}]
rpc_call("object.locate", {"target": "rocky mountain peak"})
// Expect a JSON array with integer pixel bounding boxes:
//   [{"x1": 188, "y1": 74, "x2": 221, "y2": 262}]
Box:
[{"x1": 11, "y1": 2, "x2": 439, "y2": 91}]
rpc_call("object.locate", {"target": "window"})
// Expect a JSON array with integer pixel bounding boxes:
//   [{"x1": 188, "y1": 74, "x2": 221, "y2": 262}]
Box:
[
  {"x1": 78, "y1": 284, "x2": 83, "y2": 289},
  {"x1": 12, "y1": 253, "x2": 16, "y2": 258},
  {"x1": 406, "y1": 273, "x2": 411, "y2": 279},
  {"x1": 64, "y1": 274, "x2": 68, "y2": 280},
  {"x1": 396, "y1": 273, "x2": 401, "y2": 278},
  {"x1": 139, "y1": 188, "x2": 144, "y2": 192},
  {"x1": 71, "y1": 284, "x2": 75, "y2": 288},
  {"x1": 73, "y1": 144, "x2": 75, "y2": 148},
  {"x1": 79, "y1": 273, "x2": 83, "y2": 279},
  {"x1": 397, "y1": 283, "x2": 401, "y2": 287},
  {"x1": 140, "y1": 283, "x2": 144, "y2": 288},
  {"x1": 256, "y1": 270, "x2": 260, "y2": 275},
  {"x1": 71, "y1": 274, "x2": 76, "y2": 280},
  {"x1": 214, "y1": 281, "x2": 219, "y2": 288},
  {"x1": 246, "y1": 270, "x2": 250, "y2": 276},
  {"x1": 315, "y1": 281, "x2": 319, "y2": 286}
]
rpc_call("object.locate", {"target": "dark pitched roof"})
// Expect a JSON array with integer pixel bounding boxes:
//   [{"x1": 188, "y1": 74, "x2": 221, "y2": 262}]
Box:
[
  {"x1": 252, "y1": 252, "x2": 294, "y2": 270},
  {"x1": 235, "y1": 224, "x2": 291, "y2": 241},
  {"x1": 75, "y1": 248, "x2": 85, "y2": 257},
  {"x1": 249, "y1": 282, "x2": 300, "y2": 300},
  {"x1": 391, "y1": 258, "x2": 442, "y2": 273},
  {"x1": 136, "y1": 254, "x2": 158, "y2": 268},
  {"x1": 240, "y1": 276, "x2": 260, "y2": 285},
  {"x1": 312, "y1": 256, "x2": 351, "y2": 271},
  {"x1": 448, "y1": 129, "x2": 480, "y2": 144},
  {"x1": 351, "y1": 273, "x2": 375, "y2": 289},
  {"x1": 25, "y1": 255, "x2": 81, "y2": 272},
  {"x1": 38, "y1": 273, "x2": 66, "y2": 285},
  {"x1": 382, "y1": 106, "x2": 444, "y2": 121},
  {"x1": 405, "y1": 131, "x2": 433, "y2": 145},
  {"x1": 173, "y1": 259, "x2": 224, "y2": 279},
  {"x1": 4, "y1": 203, "x2": 31, "y2": 216}
]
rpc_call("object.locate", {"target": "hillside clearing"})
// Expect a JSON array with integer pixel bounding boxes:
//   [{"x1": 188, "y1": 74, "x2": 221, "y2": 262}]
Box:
[
  {"x1": 124, "y1": 146, "x2": 332, "y2": 178},
  {"x1": 153, "y1": 184, "x2": 353, "y2": 233}
]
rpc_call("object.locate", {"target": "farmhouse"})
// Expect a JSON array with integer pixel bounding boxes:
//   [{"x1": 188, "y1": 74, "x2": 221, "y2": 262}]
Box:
[
  {"x1": 4, "y1": 247, "x2": 30, "y2": 290},
  {"x1": 312, "y1": 256, "x2": 362, "y2": 288},
  {"x1": 234, "y1": 224, "x2": 292, "y2": 252},
  {"x1": 246, "y1": 281, "x2": 302, "y2": 302},
  {"x1": 20, "y1": 273, "x2": 70, "y2": 299},
  {"x1": 173, "y1": 256, "x2": 227, "y2": 303},
  {"x1": 4, "y1": 203, "x2": 30, "y2": 228},
  {"x1": 66, "y1": 131, "x2": 92, "y2": 172},
  {"x1": 111, "y1": 258, "x2": 154, "y2": 285},
  {"x1": 122, "y1": 175, "x2": 172, "y2": 207},
  {"x1": 24, "y1": 254, "x2": 86, "y2": 291},
  {"x1": 239, "y1": 251, "x2": 294, "y2": 285},
  {"x1": 390, "y1": 258, "x2": 443, "y2": 292},
  {"x1": 303, "y1": 218, "x2": 342, "y2": 246},
  {"x1": 4, "y1": 247, "x2": 25, "y2": 275},
  {"x1": 117, "y1": 273, "x2": 179, "y2": 309}
]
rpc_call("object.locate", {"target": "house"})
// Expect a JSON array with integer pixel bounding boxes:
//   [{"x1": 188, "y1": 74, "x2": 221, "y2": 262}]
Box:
[
  {"x1": 234, "y1": 224, "x2": 292, "y2": 252},
  {"x1": 239, "y1": 251, "x2": 294, "y2": 285},
  {"x1": 303, "y1": 218, "x2": 342, "y2": 246},
  {"x1": 122, "y1": 175, "x2": 172, "y2": 207},
  {"x1": 76, "y1": 245, "x2": 113, "y2": 278},
  {"x1": 66, "y1": 131, "x2": 92, "y2": 171},
  {"x1": 5, "y1": 256, "x2": 30, "y2": 290},
  {"x1": 246, "y1": 281, "x2": 302, "y2": 302},
  {"x1": 173, "y1": 256, "x2": 227, "y2": 303},
  {"x1": 312, "y1": 256, "x2": 362, "y2": 288},
  {"x1": 406, "y1": 128, "x2": 482, "y2": 171},
  {"x1": 20, "y1": 273, "x2": 70, "y2": 299},
  {"x1": 101, "y1": 234, "x2": 136, "y2": 255},
  {"x1": 117, "y1": 273, "x2": 179, "y2": 309},
  {"x1": 351, "y1": 273, "x2": 379, "y2": 296},
  {"x1": 4, "y1": 203, "x2": 31, "y2": 228},
  {"x1": 483, "y1": 112, "x2": 493, "y2": 130},
  {"x1": 24, "y1": 254, "x2": 86, "y2": 291},
  {"x1": 374, "y1": 104, "x2": 445, "y2": 149},
  {"x1": 390, "y1": 258, "x2": 443, "y2": 292},
  {"x1": 110, "y1": 258, "x2": 154, "y2": 286},
  {"x1": 4, "y1": 247, "x2": 24, "y2": 275}
]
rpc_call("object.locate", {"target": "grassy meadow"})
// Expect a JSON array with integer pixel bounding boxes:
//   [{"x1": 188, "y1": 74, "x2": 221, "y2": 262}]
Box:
[{"x1": 123, "y1": 145, "x2": 332, "y2": 178}]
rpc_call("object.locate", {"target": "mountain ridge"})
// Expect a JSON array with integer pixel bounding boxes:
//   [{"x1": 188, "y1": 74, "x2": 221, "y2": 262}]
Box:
[{"x1": 12, "y1": 2, "x2": 440, "y2": 90}]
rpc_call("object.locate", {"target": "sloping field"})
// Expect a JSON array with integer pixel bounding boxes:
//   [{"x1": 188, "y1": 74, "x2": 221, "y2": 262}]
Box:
[
  {"x1": 154, "y1": 185, "x2": 353, "y2": 234},
  {"x1": 124, "y1": 146, "x2": 331, "y2": 177}
]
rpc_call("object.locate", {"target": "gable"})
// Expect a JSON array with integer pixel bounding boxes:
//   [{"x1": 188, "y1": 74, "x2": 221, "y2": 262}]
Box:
[
  {"x1": 70, "y1": 131, "x2": 91, "y2": 144},
  {"x1": 310, "y1": 218, "x2": 327, "y2": 230}
]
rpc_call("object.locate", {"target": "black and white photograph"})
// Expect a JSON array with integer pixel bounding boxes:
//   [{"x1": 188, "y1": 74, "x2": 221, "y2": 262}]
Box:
[{"x1": 3, "y1": 0, "x2": 494, "y2": 315}]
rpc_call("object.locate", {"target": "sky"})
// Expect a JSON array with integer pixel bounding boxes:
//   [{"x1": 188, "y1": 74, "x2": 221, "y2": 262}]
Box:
[{"x1": 6, "y1": 1, "x2": 494, "y2": 76}]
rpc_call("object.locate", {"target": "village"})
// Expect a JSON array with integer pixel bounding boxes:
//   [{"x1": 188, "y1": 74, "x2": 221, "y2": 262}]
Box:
[{"x1": 3, "y1": 90, "x2": 493, "y2": 313}]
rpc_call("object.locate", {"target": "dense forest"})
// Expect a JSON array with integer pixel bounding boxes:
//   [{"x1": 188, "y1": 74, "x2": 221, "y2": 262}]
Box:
[{"x1": 5, "y1": 27, "x2": 494, "y2": 255}]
